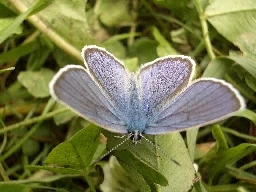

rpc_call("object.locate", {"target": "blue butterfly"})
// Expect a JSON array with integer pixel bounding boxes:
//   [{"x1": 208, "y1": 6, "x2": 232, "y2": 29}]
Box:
[{"x1": 49, "y1": 45, "x2": 245, "y2": 144}]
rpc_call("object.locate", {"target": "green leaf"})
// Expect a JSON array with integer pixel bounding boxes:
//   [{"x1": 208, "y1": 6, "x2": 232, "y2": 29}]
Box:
[
  {"x1": 53, "y1": 103, "x2": 77, "y2": 125},
  {"x1": 210, "y1": 143, "x2": 256, "y2": 183},
  {"x1": 18, "y1": 68, "x2": 55, "y2": 98},
  {"x1": 27, "y1": 165, "x2": 82, "y2": 175},
  {"x1": 27, "y1": 36, "x2": 54, "y2": 70},
  {"x1": 0, "y1": 17, "x2": 22, "y2": 35},
  {"x1": 212, "y1": 125, "x2": 229, "y2": 152},
  {"x1": 236, "y1": 109, "x2": 256, "y2": 125},
  {"x1": 228, "y1": 55, "x2": 256, "y2": 79},
  {"x1": 231, "y1": 64, "x2": 256, "y2": 92},
  {"x1": 0, "y1": 0, "x2": 48, "y2": 44},
  {"x1": 0, "y1": 184, "x2": 31, "y2": 192},
  {"x1": 205, "y1": 0, "x2": 256, "y2": 57},
  {"x1": 105, "y1": 131, "x2": 195, "y2": 191},
  {"x1": 187, "y1": 128, "x2": 199, "y2": 161},
  {"x1": 227, "y1": 166, "x2": 256, "y2": 184},
  {"x1": 202, "y1": 58, "x2": 233, "y2": 78},
  {"x1": 225, "y1": 66, "x2": 256, "y2": 103},
  {"x1": 123, "y1": 57, "x2": 139, "y2": 72},
  {"x1": 153, "y1": 0, "x2": 194, "y2": 20},
  {"x1": 128, "y1": 37, "x2": 158, "y2": 64},
  {"x1": 23, "y1": 0, "x2": 96, "y2": 50},
  {"x1": 100, "y1": 156, "x2": 141, "y2": 192},
  {"x1": 94, "y1": 0, "x2": 132, "y2": 27},
  {"x1": 0, "y1": 40, "x2": 40, "y2": 65},
  {"x1": 152, "y1": 26, "x2": 178, "y2": 56},
  {"x1": 45, "y1": 125, "x2": 100, "y2": 168},
  {"x1": 115, "y1": 149, "x2": 168, "y2": 186}
]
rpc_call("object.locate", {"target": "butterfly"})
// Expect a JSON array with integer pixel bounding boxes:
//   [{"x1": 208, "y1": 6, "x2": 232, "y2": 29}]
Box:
[{"x1": 49, "y1": 45, "x2": 245, "y2": 144}]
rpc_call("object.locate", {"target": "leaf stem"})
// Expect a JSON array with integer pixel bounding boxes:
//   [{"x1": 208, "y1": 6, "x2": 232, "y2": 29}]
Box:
[{"x1": 9, "y1": 0, "x2": 82, "y2": 62}]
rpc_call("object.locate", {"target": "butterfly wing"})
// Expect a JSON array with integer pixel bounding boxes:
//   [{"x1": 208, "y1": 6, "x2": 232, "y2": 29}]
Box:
[
  {"x1": 137, "y1": 55, "x2": 195, "y2": 118},
  {"x1": 49, "y1": 65, "x2": 128, "y2": 134},
  {"x1": 82, "y1": 45, "x2": 130, "y2": 116},
  {"x1": 145, "y1": 78, "x2": 245, "y2": 134}
]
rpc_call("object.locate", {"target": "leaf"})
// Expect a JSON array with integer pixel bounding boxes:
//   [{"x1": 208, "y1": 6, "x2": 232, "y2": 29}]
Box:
[
  {"x1": 23, "y1": 0, "x2": 96, "y2": 50},
  {"x1": 236, "y1": 109, "x2": 256, "y2": 125},
  {"x1": 18, "y1": 68, "x2": 55, "y2": 98},
  {"x1": 228, "y1": 55, "x2": 256, "y2": 79},
  {"x1": 26, "y1": 165, "x2": 82, "y2": 175},
  {"x1": 94, "y1": 0, "x2": 132, "y2": 27},
  {"x1": 153, "y1": 0, "x2": 194, "y2": 20},
  {"x1": 202, "y1": 58, "x2": 233, "y2": 78},
  {"x1": 225, "y1": 66, "x2": 256, "y2": 103},
  {"x1": 209, "y1": 143, "x2": 256, "y2": 183},
  {"x1": 45, "y1": 125, "x2": 100, "y2": 168},
  {"x1": 152, "y1": 26, "x2": 178, "y2": 56},
  {"x1": 227, "y1": 166, "x2": 256, "y2": 184},
  {"x1": 105, "y1": 131, "x2": 195, "y2": 191},
  {"x1": 100, "y1": 156, "x2": 140, "y2": 192},
  {"x1": 232, "y1": 64, "x2": 256, "y2": 92},
  {"x1": 123, "y1": 57, "x2": 139, "y2": 72},
  {"x1": 115, "y1": 149, "x2": 168, "y2": 186},
  {"x1": 0, "y1": 0, "x2": 49, "y2": 44},
  {"x1": 187, "y1": 128, "x2": 199, "y2": 161},
  {"x1": 128, "y1": 37, "x2": 158, "y2": 64},
  {"x1": 0, "y1": 184, "x2": 31, "y2": 192},
  {"x1": 212, "y1": 125, "x2": 229, "y2": 152},
  {"x1": 205, "y1": 0, "x2": 256, "y2": 57},
  {"x1": 53, "y1": 103, "x2": 77, "y2": 125},
  {"x1": 0, "y1": 40, "x2": 40, "y2": 65}
]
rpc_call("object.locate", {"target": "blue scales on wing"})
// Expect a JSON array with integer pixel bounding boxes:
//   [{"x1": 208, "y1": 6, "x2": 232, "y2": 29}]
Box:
[
  {"x1": 137, "y1": 56, "x2": 195, "y2": 122},
  {"x1": 83, "y1": 46, "x2": 130, "y2": 117},
  {"x1": 51, "y1": 66, "x2": 128, "y2": 134},
  {"x1": 145, "y1": 79, "x2": 245, "y2": 134}
]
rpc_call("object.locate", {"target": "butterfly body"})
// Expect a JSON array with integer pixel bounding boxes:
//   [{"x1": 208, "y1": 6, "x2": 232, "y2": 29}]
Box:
[{"x1": 49, "y1": 45, "x2": 245, "y2": 141}]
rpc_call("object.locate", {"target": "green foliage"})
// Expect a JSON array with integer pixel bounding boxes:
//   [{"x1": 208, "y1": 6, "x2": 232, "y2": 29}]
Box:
[{"x1": 0, "y1": 0, "x2": 256, "y2": 192}]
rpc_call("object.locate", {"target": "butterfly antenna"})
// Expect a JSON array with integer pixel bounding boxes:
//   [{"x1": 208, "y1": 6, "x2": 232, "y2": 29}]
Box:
[
  {"x1": 140, "y1": 135, "x2": 180, "y2": 166},
  {"x1": 92, "y1": 134, "x2": 132, "y2": 164}
]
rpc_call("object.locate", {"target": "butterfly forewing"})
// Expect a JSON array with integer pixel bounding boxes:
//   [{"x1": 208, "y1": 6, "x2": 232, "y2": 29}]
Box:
[
  {"x1": 50, "y1": 65, "x2": 128, "y2": 134},
  {"x1": 82, "y1": 46, "x2": 129, "y2": 115},
  {"x1": 137, "y1": 56, "x2": 195, "y2": 118},
  {"x1": 145, "y1": 78, "x2": 245, "y2": 134}
]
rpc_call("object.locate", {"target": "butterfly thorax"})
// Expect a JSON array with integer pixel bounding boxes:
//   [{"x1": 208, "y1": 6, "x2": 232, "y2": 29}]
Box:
[{"x1": 126, "y1": 75, "x2": 148, "y2": 135}]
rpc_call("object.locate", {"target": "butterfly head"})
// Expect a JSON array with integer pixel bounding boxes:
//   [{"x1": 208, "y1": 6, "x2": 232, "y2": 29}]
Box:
[{"x1": 129, "y1": 130, "x2": 142, "y2": 145}]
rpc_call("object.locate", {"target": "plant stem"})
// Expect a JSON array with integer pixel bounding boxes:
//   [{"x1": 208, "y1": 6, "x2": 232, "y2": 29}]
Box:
[
  {"x1": 0, "y1": 106, "x2": 68, "y2": 135},
  {"x1": 0, "y1": 99, "x2": 56, "y2": 162},
  {"x1": 222, "y1": 127, "x2": 256, "y2": 141},
  {"x1": 9, "y1": 0, "x2": 82, "y2": 62},
  {"x1": 193, "y1": 0, "x2": 215, "y2": 60},
  {"x1": 83, "y1": 170, "x2": 96, "y2": 192},
  {"x1": 0, "y1": 163, "x2": 9, "y2": 181}
]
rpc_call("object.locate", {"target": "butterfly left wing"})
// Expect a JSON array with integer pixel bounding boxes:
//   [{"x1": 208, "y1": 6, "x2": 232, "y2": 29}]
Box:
[
  {"x1": 145, "y1": 78, "x2": 245, "y2": 134},
  {"x1": 50, "y1": 65, "x2": 128, "y2": 134},
  {"x1": 82, "y1": 46, "x2": 130, "y2": 116}
]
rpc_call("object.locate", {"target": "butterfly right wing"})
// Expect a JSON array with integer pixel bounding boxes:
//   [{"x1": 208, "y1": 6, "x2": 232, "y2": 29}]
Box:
[
  {"x1": 49, "y1": 65, "x2": 128, "y2": 134},
  {"x1": 137, "y1": 55, "x2": 195, "y2": 118},
  {"x1": 145, "y1": 78, "x2": 245, "y2": 134}
]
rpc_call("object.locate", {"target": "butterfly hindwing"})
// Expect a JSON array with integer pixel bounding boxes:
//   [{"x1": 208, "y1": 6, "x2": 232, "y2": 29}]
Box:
[
  {"x1": 50, "y1": 65, "x2": 128, "y2": 134},
  {"x1": 145, "y1": 78, "x2": 245, "y2": 134}
]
